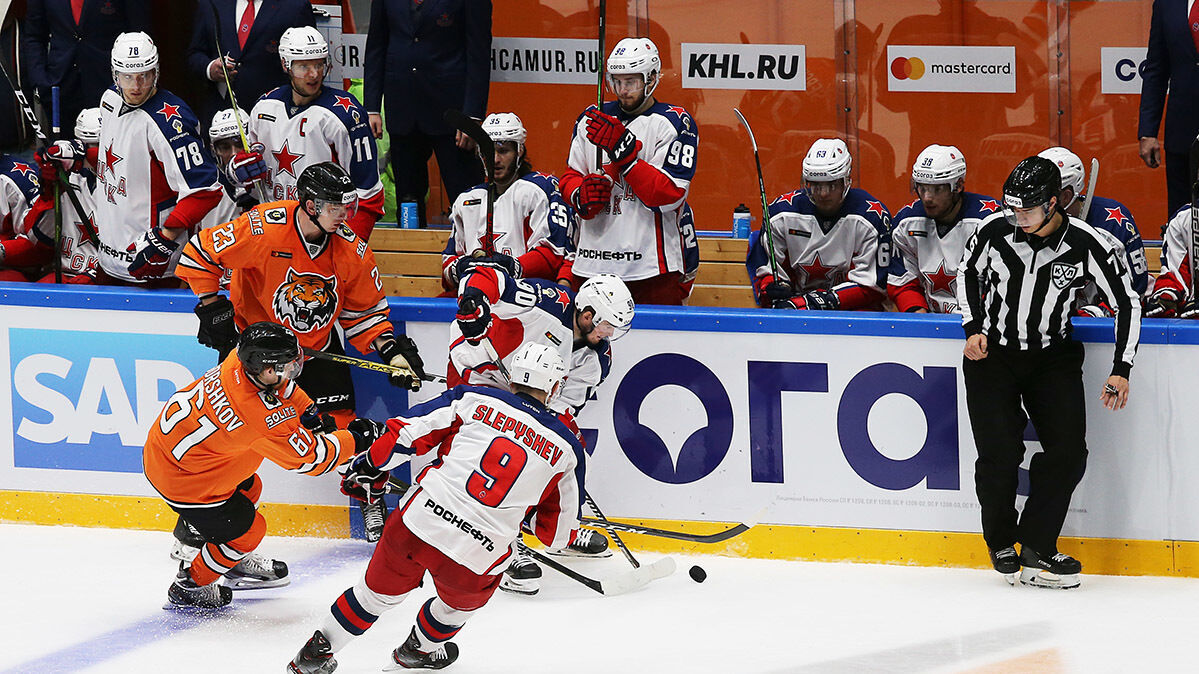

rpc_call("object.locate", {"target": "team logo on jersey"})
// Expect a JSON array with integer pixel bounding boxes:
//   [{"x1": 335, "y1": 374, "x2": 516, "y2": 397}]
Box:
[
  {"x1": 273, "y1": 268, "x2": 338, "y2": 333},
  {"x1": 333, "y1": 95, "x2": 354, "y2": 113},
  {"x1": 156, "y1": 102, "x2": 181, "y2": 123},
  {"x1": 265, "y1": 208, "x2": 288, "y2": 224},
  {"x1": 273, "y1": 141, "x2": 304, "y2": 178},
  {"x1": 1050, "y1": 262, "x2": 1080, "y2": 289},
  {"x1": 979, "y1": 199, "x2": 1001, "y2": 214}
]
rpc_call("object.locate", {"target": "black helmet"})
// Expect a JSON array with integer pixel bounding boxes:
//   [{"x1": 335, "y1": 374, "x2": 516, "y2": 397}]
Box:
[
  {"x1": 237, "y1": 321, "x2": 302, "y2": 379},
  {"x1": 1002, "y1": 156, "x2": 1061, "y2": 212},
  {"x1": 296, "y1": 162, "x2": 356, "y2": 217}
]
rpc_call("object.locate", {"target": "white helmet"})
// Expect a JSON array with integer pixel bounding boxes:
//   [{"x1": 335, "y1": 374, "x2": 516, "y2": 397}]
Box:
[
  {"x1": 510, "y1": 343, "x2": 567, "y2": 396},
  {"x1": 606, "y1": 37, "x2": 661, "y2": 97},
  {"x1": 911, "y1": 144, "x2": 966, "y2": 185},
  {"x1": 575, "y1": 273, "x2": 635, "y2": 340},
  {"x1": 209, "y1": 108, "x2": 250, "y2": 143},
  {"x1": 279, "y1": 26, "x2": 329, "y2": 70},
  {"x1": 483, "y1": 112, "x2": 527, "y2": 147},
  {"x1": 802, "y1": 138, "x2": 852, "y2": 182},
  {"x1": 74, "y1": 108, "x2": 103, "y2": 144},
  {"x1": 111, "y1": 31, "x2": 159, "y2": 75},
  {"x1": 1037, "y1": 146, "x2": 1085, "y2": 205}
]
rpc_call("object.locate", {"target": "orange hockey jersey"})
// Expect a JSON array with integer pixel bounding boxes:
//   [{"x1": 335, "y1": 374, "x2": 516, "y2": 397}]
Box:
[
  {"x1": 176, "y1": 201, "x2": 392, "y2": 354},
  {"x1": 144, "y1": 349, "x2": 357, "y2": 506}
]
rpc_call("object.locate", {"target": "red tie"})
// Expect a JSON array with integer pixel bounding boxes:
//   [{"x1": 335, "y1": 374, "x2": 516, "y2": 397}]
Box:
[
  {"x1": 71, "y1": 0, "x2": 84, "y2": 25},
  {"x1": 238, "y1": 1, "x2": 256, "y2": 49},
  {"x1": 1191, "y1": 1, "x2": 1199, "y2": 54}
]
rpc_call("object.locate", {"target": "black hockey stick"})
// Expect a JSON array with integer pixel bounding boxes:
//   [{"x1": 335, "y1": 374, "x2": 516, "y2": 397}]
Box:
[
  {"x1": 301, "y1": 346, "x2": 447, "y2": 383},
  {"x1": 584, "y1": 491, "x2": 641, "y2": 568},
  {"x1": 444, "y1": 108, "x2": 495, "y2": 254},
  {"x1": 0, "y1": 58, "x2": 99, "y2": 247},
  {"x1": 209, "y1": 2, "x2": 269, "y2": 205},
  {"x1": 1079, "y1": 158, "x2": 1099, "y2": 221},
  {"x1": 594, "y1": 0, "x2": 607, "y2": 170},
  {"x1": 577, "y1": 516, "x2": 756, "y2": 544},
  {"x1": 51, "y1": 86, "x2": 62, "y2": 284},
  {"x1": 733, "y1": 108, "x2": 783, "y2": 285}
]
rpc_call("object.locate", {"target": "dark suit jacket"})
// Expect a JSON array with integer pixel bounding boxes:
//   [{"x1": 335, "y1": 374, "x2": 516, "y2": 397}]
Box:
[
  {"x1": 20, "y1": 0, "x2": 151, "y2": 104},
  {"x1": 364, "y1": 0, "x2": 491, "y2": 136},
  {"x1": 1139, "y1": 0, "x2": 1199, "y2": 154},
  {"x1": 186, "y1": 0, "x2": 315, "y2": 123}
]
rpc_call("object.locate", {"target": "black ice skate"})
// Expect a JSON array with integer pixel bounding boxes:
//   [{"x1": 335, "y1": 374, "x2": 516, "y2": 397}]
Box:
[
  {"x1": 166, "y1": 564, "x2": 232, "y2": 610},
  {"x1": 287, "y1": 630, "x2": 338, "y2": 674},
  {"x1": 546, "y1": 527, "x2": 611, "y2": 558},
  {"x1": 383, "y1": 627, "x2": 459, "y2": 671},
  {"x1": 1019, "y1": 548, "x2": 1082, "y2": 589},
  {"x1": 499, "y1": 544, "x2": 542, "y2": 596},
  {"x1": 224, "y1": 552, "x2": 290, "y2": 590},
  {"x1": 170, "y1": 517, "x2": 204, "y2": 563},
  {"x1": 989, "y1": 546, "x2": 1020, "y2": 585},
  {"x1": 362, "y1": 499, "x2": 388, "y2": 543}
]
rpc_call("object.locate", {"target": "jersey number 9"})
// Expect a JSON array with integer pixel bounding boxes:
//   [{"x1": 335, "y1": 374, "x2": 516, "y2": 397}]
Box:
[{"x1": 465, "y1": 437, "x2": 528, "y2": 507}]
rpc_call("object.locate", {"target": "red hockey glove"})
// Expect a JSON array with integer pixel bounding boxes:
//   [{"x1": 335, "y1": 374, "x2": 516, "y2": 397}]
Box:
[
  {"x1": 340, "y1": 450, "x2": 388, "y2": 505},
  {"x1": 1074, "y1": 301, "x2": 1113, "y2": 318},
  {"x1": 126, "y1": 226, "x2": 181, "y2": 280},
  {"x1": 776, "y1": 289, "x2": 840, "y2": 311},
  {"x1": 40, "y1": 140, "x2": 86, "y2": 173},
  {"x1": 574, "y1": 173, "x2": 612, "y2": 219},
  {"x1": 456, "y1": 288, "x2": 492, "y2": 343},
  {"x1": 584, "y1": 109, "x2": 628, "y2": 152},
  {"x1": 228, "y1": 144, "x2": 268, "y2": 186}
]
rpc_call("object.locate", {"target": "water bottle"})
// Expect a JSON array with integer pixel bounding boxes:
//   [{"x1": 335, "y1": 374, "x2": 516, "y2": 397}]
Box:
[
  {"x1": 400, "y1": 201, "x2": 419, "y2": 229},
  {"x1": 733, "y1": 203, "x2": 751, "y2": 238}
]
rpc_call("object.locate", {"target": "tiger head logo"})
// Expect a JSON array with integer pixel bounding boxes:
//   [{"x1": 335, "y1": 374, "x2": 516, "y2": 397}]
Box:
[{"x1": 273, "y1": 268, "x2": 337, "y2": 333}]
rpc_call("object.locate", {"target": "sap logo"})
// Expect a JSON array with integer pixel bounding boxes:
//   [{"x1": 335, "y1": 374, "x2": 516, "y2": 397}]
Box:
[{"x1": 610, "y1": 355, "x2": 959, "y2": 491}]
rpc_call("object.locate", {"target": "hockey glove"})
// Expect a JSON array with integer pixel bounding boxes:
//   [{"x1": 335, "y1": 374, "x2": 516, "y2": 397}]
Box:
[
  {"x1": 777, "y1": 289, "x2": 840, "y2": 311},
  {"x1": 583, "y1": 109, "x2": 629, "y2": 152},
  {"x1": 456, "y1": 288, "x2": 492, "y2": 344},
  {"x1": 455, "y1": 251, "x2": 522, "y2": 281},
  {"x1": 378, "y1": 335, "x2": 426, "y2": 391},
  {"x1": 606, "y1": 130, "x2": 641, "y2": 173},
  {"x1": 300, "y1": 404, "x2": 337, "y2": 434},
  {"x1": 40, "y1": 140, "x2": 87, "y2": 173},
  {"x1": 347, "y1": 418, "x2": 388, "y2": 453},
  {"x1": 228, "y1": 145, "x2": 269, "y2": 186},
  {"x1": 1144, "y1": 290, "x2": 1180, "y2": 318},
  {"x1": 340, "y1": 451, "x2": 388, "y2": 505},
  {"x1": 193, "y1": 296, "x2": 239, "y2": 354},
  {"x1": 1075, "y1": 301, "x2": 1113, "y2": 318},
  {"x1": 1179, "y1": 298, "x2": 1199, "y2": 320},
  {"x1": 574, "y1": 174, "x2": 613, "y2": 219},
  {"x1": 127, "y1": 225, "x2": 181, "y2": 280},
  {"x1": 762, "y1": 279, "x2": 794, "y2": 307}
]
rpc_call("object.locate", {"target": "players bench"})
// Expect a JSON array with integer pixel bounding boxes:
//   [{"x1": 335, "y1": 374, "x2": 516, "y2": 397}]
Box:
[{"x1": 367, "y1": 228, "x2": 1163, "y2": 309}]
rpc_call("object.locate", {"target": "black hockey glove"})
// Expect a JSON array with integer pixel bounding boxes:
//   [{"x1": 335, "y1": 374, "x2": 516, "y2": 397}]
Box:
[
  {"x1": 1179, "y1": 298, "x2": 1199, "y2": 320},
  {"x1": 455, "y1": 251, "x2": 521, "y2": 282},
  {"x1": 762, "y1": 280, "x2": 794, "y2": 307},
  {"x1": 340, "y1": 451, "x2": 388, "y2": 505},
  {"x1": 1144, "y1": 289, "x2": 1180, "y2": 318},
  {"x1": 607, "y1": 129, "x2": 641, "y2": 173},
  {"x1": 797, "y1": 289, "x2": 840, "y2": 311},
  {"x1": 347, "y1": 418, "x2": 388, "y2": 453},
  {"x1": 456, "y1": 288, "x2": 492, "y2": 344},
  {"x1": 194, "y1": 296, "x2": 238, "y2": 355},
  {"x1": 300, "y1": 404, "x2": 337, "y2": 434},
  {"x1": 127, "y1": 225, "x2": 181, "y2": 280},
  {"x1": 378, "y1": 335, "x2": 426, "y2": 391}
]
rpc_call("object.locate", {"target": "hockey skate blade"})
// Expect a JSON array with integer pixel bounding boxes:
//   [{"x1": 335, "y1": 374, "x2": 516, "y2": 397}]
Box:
[
  {"x1": 600, "y1": 557, "x2": 676, "y2": 596},
  {"x1": 545, "y1": 547, "x2": 614, "y2": 559},
  {"x1": 222, "y1": 576, "x2": 291, "y2": 591},
  {"x1": 498, "y1": 577, "x2": 540, "y2": 596},
  {"x1": 1018, "y1": 567, "x2": 1080, "y2": 590}
]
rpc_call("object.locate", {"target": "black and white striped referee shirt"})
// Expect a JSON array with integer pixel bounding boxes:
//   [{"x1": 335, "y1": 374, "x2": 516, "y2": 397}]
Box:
[{"x1": 956, "y1": 213, "x2": 1141, "y2": 377}]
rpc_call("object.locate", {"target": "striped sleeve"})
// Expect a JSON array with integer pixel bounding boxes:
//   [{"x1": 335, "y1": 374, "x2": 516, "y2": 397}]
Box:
[
  {"x1": 957, "y1": 221, "x2": 993, "y2": 336},
  {"x1": 1086, "y1": 233, "x2": 1141, "y2": 377},
  {"x1": 249, "y1": 427, "x2": 357, "y2": 476}
]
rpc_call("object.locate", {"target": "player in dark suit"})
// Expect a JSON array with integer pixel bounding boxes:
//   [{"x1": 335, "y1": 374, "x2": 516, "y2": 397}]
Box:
[
  {"x1": 186, "y1": 0, "x2": 316, "y2": 126},
  {"x1": 364, "y1": 0, "x2": 492, "y2": 226},
  {"x1": 1138, "y1": 0, "x2": 1199, "y2": 218},
  {"x1": 20, "y1": 0, "x2": 151, "y2": 138}
]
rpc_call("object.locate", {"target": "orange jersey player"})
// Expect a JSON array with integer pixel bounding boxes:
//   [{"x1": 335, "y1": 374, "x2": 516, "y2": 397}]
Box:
[{"x1": 144, "y1": 322, "x2": 386, "y2": 610}]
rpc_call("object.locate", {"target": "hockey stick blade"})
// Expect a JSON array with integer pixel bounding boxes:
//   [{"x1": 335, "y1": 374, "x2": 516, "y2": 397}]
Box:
[
  {"x1": 444, "y1": 109, "x2": 494, "y2": 182},
  {"x1": 301, "y1": 347, "x2": 447, "y2": 383},
  {"x1": 524, "y1": 546, "x2": 673, "y2": 596},
  {"x1": 1079, "y1": 157, "x2": 1099, "y2": 220},
  {"x1": 578, "y1": 517, "x2": 752, "y2": 544}
]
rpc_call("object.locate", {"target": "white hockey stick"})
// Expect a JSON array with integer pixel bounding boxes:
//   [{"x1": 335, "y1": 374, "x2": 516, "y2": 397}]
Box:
[{"x1": 1079, "y1": 158, "x2": 1099, "y2": 220}]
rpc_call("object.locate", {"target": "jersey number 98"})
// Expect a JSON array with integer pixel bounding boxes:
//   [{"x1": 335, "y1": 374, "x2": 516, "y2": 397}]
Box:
[{"x1": 465, "y1": 437, "x2": 528, "y2": 507}]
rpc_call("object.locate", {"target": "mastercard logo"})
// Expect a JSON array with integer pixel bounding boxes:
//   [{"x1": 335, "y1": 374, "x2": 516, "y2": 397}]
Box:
[{"x1": 890, "y1": 56, "x2": 926, "y2": 80}]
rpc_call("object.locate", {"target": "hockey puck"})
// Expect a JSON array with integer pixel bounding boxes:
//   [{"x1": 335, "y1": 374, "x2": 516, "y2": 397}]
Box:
[{"x1": 688, "y1": 565, "x2": 707, "y2": 583}]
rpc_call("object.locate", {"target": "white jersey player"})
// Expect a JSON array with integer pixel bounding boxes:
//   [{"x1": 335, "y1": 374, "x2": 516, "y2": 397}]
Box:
[
  {"x1": 442, "y1": 112, "x2": 576, "y2": 290},
  {"x1": 1146, "y1": 204, "x2": 1199, "y2": 318},
  {"x1": 750, "y1": 138, "x2": 892, "y2": 311},
  {"x1": 237, "y1": 26, "x2": 383, "y2": 240},
  {"x1": 888, "y1": 144, "x2": 1000, "y2": 313},
  {"x1": 288, "y1": 344, "x2": 585, "y2": 673},
  {"x1": 560, "y1": 37, "x2": 699, "y2": 305},
  {"x1": 0, "y1": 153, "x2": 42, "y2": 282},
  {"x1": 198, "y1": 108, "x2": 256, "y2": 232},
  {"x1": 87, "y1": 32, "x2": 222, "y2": 285}
]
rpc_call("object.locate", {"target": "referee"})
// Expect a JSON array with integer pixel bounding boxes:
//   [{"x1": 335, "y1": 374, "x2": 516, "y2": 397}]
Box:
[{"x1": 956, "y1": 156, "x2": 1141, "y2": 589}]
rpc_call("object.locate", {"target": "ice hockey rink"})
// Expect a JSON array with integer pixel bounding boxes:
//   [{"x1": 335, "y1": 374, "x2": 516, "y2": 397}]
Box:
[{"x1": 3, "y1": 523, "x2": 1197, "y2": 673}]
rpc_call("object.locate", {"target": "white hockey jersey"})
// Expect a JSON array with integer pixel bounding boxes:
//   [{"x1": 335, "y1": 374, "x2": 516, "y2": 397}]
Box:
[
  {"x1": 887, "y1": 192, "x2": 1000, "y2": 313},
  {"x1": 248, "y1": 86, "x2": 382, "y2": 206},
  {"x1": 564, "y1": 101, "x2": 700, "y2": 281},
  {"x1": 28, "y1": 170, "x2": 101, "y2": 277},
  {"x1": 371, "y1": 386, "x2": 585, "y2": 575},
  {"x1": 94, "y1": 87, "x2": 222, "y2": 281},
  {"x1": 444, "y1": 171, "x2": 576, "y2": 285},
  {"x1": 0, "y1": 155, "x2": 39, "y2": 239}
]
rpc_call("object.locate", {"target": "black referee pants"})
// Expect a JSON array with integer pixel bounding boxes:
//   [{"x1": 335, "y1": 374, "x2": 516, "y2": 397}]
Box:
[{"x1": 962, "y1": 340, "x2": 1088, "y2": 556}]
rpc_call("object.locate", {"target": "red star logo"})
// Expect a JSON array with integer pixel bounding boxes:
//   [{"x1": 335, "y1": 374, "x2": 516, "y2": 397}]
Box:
[
  {"x1": 777, "y1": 189, "x2": 804, "y2": 205},
  {"x1": 665, "y1": 105, "x2": 688, "y2": 119},
  {"x1": 156, "y1": 102, "x2": 181, "y2": 123},
  {"x1": 905, "y1": 198, "x2": 919, "y2": 210},
  {"x1": 10, "y1": 161, "x2": 35, "y2": 182},
  {"x1": 333, "y1": 95, "x2": 354, "y2": 113},
  {"x1": 477, "y1": 230, "x2": 503, "y2": 253},
  {"x1": 103, "y1": 143, "x2": 123, "y2": 178},
  {"x1": 552, "y1": 288, "x2": 571, "y2": 312},
  {"x1": 866, "y1": 200, "x2": 886, "y2": 219},
  {"x1": 979, "y1": 199, "x2": 1001, "y2": 214},
  {"x1": 272, "y1": 141, "x2": 304, "y2": 178},
  {"x1": 800, "y1": 253, "x2": 835, "y2": 284},
  {"x1": 923, "y1": 262, "x2": 956, "y2": 295},
  {"x1": 1104, "y1": 206, "x2": 1130, "y2": 228}
]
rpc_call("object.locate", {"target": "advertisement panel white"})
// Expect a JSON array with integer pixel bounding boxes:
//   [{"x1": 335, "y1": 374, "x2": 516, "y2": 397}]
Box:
[
  {"x1": 886, "y1": 45, "x2": 1016, "y2": 93},
  {"x1": 681, "y1": 43, "x2": 806, "y2": 91},
  {"x1": 1100, "y1": 47, "x2": 1148, "y2": 95},
  {"x1": 490, "y1": 37, "x2": 598, "y2": 85}
]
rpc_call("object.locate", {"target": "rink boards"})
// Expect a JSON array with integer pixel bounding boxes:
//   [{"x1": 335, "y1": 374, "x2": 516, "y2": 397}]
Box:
[{"x1": 2, "y1": 284, "x2": 1199, "y2": 576}]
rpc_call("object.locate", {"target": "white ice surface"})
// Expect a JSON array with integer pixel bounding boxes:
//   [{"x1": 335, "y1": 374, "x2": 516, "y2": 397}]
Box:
[{"x1": 2, "y1": 523, "x2": 1197, "y2": 673}]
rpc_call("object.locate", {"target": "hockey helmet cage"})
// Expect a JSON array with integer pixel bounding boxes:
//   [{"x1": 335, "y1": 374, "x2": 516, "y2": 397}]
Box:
[
  {"x1": 1037, "y1": 146, "x2": 1085, "y2": 205},
  {"x1": 297, "y1": 162, "x2": 357, "y2": 217},
  {"x1": 510, "y1": 342, "x2": 567, "y2": 395},
  {"x1": 575, "y1": 273, "x2": 635, "y2": 340},
  {"x1": 209, "y1": 108, "x2": 250, "y2": 143},
  {"x1": 911, "y1": 144, "x2": 966, "y2": 186},
  {"x1": 238, "y1": 322, "x2": 303, "y2": 380},
  {"x1": 279, "y1": 26, "x2": 329, "y2": 69},
  {"x1": 483, "y1": 112, "x2": 528, "y2": 149},
  {"x1": 606, "y1": 38, "x2": 661, "y2": 97},
  {"x1": 802, "y1": 138, "x2": 852, "y2": 183},
  {"x1": 111, "y1": 32, "x2": 159, "y2": 76},
  {"x1": 74, "y1": 108, "x2": 103, "y2": 144}
]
